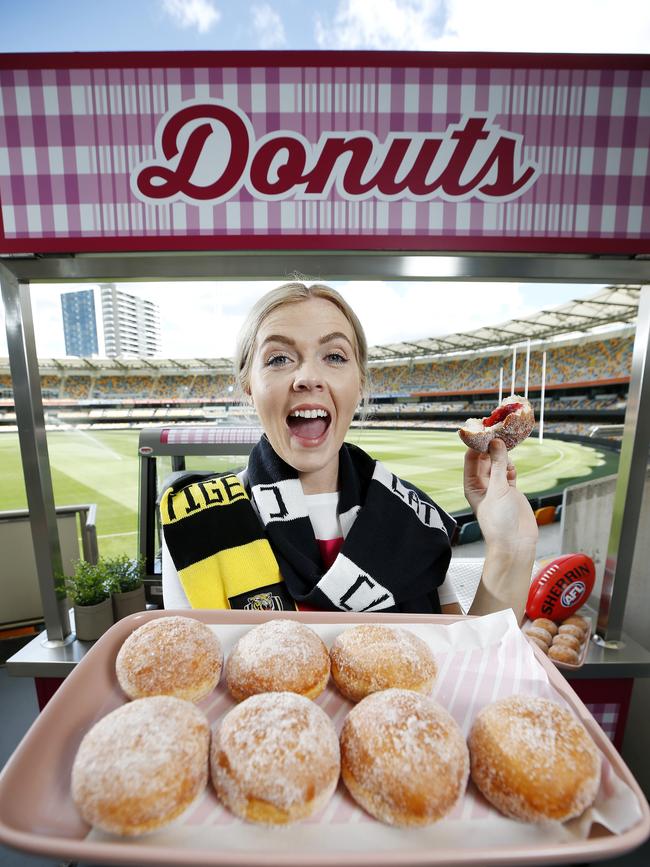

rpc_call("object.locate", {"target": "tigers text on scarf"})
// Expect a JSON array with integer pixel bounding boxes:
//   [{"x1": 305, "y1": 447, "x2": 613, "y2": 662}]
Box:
[{"x1": 161, "y1": 437, "x2": 456, "y2": 613}]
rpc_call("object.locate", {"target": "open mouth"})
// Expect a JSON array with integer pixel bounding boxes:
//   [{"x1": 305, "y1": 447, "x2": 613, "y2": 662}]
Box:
[{"x1": 286, "y1": 408, "x2": 332, "y2": 441}]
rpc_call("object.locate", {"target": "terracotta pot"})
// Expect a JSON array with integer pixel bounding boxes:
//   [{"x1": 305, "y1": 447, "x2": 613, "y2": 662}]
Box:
[
  {"x1": 73, "y1": 597, "x2": 114, "y2": 642},
  {"x1": 112, "y1": 584, "x2": 146, "y2": 621}
]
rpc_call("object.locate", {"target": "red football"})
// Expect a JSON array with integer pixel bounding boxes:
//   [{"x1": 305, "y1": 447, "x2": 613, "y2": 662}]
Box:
[{"x1": 526, "y1": 554, "x2": 595, "y2": 621}]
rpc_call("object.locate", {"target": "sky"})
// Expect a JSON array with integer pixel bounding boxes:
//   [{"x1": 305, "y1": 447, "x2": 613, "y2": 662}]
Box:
[{"x1": 1, "y1": 0, "x2": 648, "y2": 358}]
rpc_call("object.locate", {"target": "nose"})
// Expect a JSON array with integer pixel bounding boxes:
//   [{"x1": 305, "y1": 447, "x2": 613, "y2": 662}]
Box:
[{"x1": 292, "y1": 359, "x2": 324, "y2": 391}]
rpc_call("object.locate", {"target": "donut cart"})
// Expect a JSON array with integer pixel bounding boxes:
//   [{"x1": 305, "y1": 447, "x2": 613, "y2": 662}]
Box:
[{"x1": 1, "y1": 49, "x2": 650, "y2": 865}]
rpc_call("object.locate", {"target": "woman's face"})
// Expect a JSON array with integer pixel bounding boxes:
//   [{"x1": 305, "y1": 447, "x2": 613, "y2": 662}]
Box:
[{"x1": 248, "y1": 297, "x2": 362, "y2": 494}]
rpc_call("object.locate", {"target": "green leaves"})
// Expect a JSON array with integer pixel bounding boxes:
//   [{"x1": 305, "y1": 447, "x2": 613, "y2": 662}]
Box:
[{"x1": 65, "y1": 555, "x2": 144, "y2": 606}]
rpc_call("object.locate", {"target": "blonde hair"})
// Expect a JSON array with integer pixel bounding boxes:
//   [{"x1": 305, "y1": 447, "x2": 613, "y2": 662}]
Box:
[{"x1": 235, "y1": 282, "x2": 369, "y2": 399}]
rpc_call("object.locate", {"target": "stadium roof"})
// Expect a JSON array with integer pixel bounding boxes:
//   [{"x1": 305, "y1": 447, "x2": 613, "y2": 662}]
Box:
[
  {"x1": 0, "y1": 284, "x2": 643, "y2": 375},
  {"x1": 367, "y1": 284, "x2": 642, "y2": 362}
]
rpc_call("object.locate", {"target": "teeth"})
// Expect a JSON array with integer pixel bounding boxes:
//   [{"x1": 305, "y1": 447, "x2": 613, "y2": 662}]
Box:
[{"x1": 289, "y1": 409, "x2": 329, "y2": 419}]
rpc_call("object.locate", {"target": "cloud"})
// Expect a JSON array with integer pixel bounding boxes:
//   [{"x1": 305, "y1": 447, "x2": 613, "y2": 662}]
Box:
[
  {"x1": 315, "y1": 0, "x2": 453, "y2": 50},
  {"x1": 252, "y1": 3, "x2": 287, "y2": 48},
  {"x1": 162, "y1": 0, "x2": 220, "y2": 34},
  {"x1": 314, "y1": 0, "x2": 650, "y2": 53}
]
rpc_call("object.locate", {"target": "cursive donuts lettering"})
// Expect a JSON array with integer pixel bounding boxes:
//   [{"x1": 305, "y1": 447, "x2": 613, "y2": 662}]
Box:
[{"x1": 132, "y1": 99, "x2": 539, "y2": 206}]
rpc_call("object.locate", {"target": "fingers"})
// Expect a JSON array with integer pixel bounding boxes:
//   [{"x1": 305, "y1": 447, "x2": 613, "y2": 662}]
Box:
[{"x1": 464, "y1": 446, "x2": 491, "y2": 492}]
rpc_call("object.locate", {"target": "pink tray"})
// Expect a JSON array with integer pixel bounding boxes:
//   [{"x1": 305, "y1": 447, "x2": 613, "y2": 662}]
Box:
[{"x1": 1, "y1": 609, "x2": 649, "y2": 867}]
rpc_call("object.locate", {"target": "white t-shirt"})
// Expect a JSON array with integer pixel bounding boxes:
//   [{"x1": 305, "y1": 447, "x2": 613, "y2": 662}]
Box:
[{"x1": 162, "y1": 488, "x2": 459, "y2": 610}]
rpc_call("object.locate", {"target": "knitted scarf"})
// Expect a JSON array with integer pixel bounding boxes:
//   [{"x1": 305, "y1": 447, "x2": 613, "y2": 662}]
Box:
[{"x1": 161, "y1": 436, "x2": 455, "y2": 613}]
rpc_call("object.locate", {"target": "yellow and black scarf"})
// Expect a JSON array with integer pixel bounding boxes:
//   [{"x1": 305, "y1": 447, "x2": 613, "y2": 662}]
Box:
[{"x1": 161, "y1": 437, "x2": 455, "y2": 613}]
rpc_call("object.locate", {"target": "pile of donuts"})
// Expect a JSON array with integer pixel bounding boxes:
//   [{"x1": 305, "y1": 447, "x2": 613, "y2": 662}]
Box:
[
  {"x1": 525, "y1": 613, "x2": 591, "y2": 666},
  {"x1": 71, "y1": 615, "x2": 601, "y2": 836}
]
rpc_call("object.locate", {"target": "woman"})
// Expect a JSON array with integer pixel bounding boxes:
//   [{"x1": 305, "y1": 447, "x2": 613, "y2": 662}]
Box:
[{"x1": 161, "y1": 282, "x2": 537, "y2": 620}]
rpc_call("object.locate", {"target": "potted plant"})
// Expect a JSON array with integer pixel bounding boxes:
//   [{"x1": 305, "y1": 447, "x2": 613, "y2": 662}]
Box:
[
  {"x1": 105, "y1": 555, "x2": 147, "y2": 621},
  {"x1": 65, "y1": 560, "x2": 114, "y2": 642}
]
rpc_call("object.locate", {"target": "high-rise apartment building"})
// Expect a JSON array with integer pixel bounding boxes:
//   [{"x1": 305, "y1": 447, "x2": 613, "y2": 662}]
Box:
[
  {"x1": 100, "y1": 284, "x2": 161, "y2": 357},
  {"x1": 61, "y1": 289, "x2": 99, "y2": 357}
]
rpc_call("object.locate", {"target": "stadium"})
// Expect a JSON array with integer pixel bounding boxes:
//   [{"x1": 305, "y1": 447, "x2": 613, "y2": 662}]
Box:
[{"x1": 0, "y1": 284, "x2": 635, "y2": 558}]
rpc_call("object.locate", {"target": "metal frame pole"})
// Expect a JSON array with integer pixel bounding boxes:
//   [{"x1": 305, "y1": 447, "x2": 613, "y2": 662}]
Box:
[
  {"x1": 0, "y1": 263, "x2": 71, "y2": 642},
  {"x1": 596, "y1": 284, "x2": 650, "y2": 643}
]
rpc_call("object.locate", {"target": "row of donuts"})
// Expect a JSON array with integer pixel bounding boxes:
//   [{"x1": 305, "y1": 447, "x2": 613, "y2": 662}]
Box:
[
  {"x1": 525, "y1": 613, "x2": 591, "y2": 665},
  {"x1": 71, "y1": 616, "x2": 602, "y2": 835},
  {"x1": 113, "y1": 616, "x2": 438, "y2": 704}
]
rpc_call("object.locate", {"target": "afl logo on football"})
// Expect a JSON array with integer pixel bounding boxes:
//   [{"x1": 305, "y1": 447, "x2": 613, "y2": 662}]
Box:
[{"x1": 561, "y1": 581, "x2": 586, "y2": 608}]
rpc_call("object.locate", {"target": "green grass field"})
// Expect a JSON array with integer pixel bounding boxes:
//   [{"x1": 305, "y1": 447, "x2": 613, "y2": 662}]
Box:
[{"x1": 0, "y1": 429, "x2": 619, "y2": 558}]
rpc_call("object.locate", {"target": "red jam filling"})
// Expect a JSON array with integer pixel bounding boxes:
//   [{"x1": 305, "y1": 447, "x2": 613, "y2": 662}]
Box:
[{"x1": 483, "y1": 402, "x2": 522, "y2": 428}]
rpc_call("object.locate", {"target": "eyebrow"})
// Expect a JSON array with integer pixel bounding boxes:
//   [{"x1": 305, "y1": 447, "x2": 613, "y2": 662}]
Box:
[{"x1": 259, "y1": 332, "x2": 354, "y2": 349}]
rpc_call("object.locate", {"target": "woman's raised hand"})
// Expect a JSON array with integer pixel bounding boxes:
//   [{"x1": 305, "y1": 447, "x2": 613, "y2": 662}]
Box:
[{"x1": 463, "y1": 439, "x2": 538, "y2": 554}]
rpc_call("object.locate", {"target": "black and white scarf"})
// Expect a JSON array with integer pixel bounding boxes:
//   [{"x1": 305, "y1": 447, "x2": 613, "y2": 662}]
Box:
[{"x1": 245, "y1": 436, "x2": 455, "y2": 613}]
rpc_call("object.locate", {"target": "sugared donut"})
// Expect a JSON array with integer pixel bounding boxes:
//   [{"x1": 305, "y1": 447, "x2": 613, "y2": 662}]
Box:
[
  {"x1": 562, "y1": 615, "x2": 589, "y2": 634},
  {"x1": 330, "y1": 624, "x2": 437, "y2": 703},
  {"x1": 116, "y1": 615, "x2": 223, "y2": 702},
  {"x1": 458, "y1": 395, "x2": 535, "y2": 453},
  {"x1": 225, "y1": 619, "x2": 330, "y2": 702},
  {"x1": 340, "y1": 689, "x2": 469, "y2": 826},
  {"x1": 527, "y1": 635, "x2": 549, "y2": 653},
  {"x1": 71, "y1": 696, "x2": 209, "y2": 836},
  {"x1": 549, "y1": 644, "x2": 581, "y2": 665},
  {"x1": 552, "y1": 633, "x2": 581, "y2": 652},
  {"x1": 211, "y1": 692, "x2": 340, "y2": 824},
  {"x1": 469, "y1": 695, "x2": 601, "y2": 822},
  {"x1": 532, "y1": 618, "x2": 558, "y2": 637},
  {"x1": 526, "y1": 626, "x2": 553, "y2": 646},
  {"x1": 558, "y1": 624, "x2": 584, "y2": 640}
]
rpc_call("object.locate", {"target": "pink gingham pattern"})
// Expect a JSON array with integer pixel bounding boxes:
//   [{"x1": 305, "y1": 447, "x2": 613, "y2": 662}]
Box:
[
  {"x1": 0, "y1": 56, "x2": 648, "y2": 251},
  {"x1": 162, "y1": 426, "x2": 262, "y2": 445}
]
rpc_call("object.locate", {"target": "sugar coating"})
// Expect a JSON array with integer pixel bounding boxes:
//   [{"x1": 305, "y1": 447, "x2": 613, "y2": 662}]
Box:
[
  {"x1": 211, "y1": 692, "x2": 340, "y2": 823},
  {"x1": 225, "y1": 619, "x2": 330, "y2": 701},
  {"x1": 115, "y1": 616, "x2": 223, "y2": 702},
  {"x1": 548, "y1": 643, "x2": 580, "y2": 664},
  {"x1": 330, "y1": 624, "x2": 437, "y2": 702},
  {"x1": 532, "y1": 618, "x2": 558, "y2": 637},
  {"x1": 459, "y1": 395, "x2": 534, "y2": 452},
  {"x1": 468, "y1": 695, "x2": 601, "y2": 822},
  {"x1": 71, "y1": 696, "x2": 209, "y2": 835},
  {"x1": 552, "y1": 633, "x2": 581, "y2": 652},
  {"x1": 340, "y1": 689, "x2": 469, "y2": 826},
  {"x1": 527, "y1": 626, "x2": 553, "y2": 646},
  {"x1": 558, "y1": 624, "x2": 584, "y2": 640}
]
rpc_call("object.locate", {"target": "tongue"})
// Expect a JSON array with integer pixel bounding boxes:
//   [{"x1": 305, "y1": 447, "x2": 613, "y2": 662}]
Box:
[{"x1": 287, "y1": 416, "x2": 329, "y2": 439}]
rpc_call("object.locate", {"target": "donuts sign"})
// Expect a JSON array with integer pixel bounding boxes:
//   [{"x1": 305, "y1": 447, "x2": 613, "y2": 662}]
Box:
[
  {"x1": 1, "y1": 51, "x2": 648, "y2": 252},
  {"x1": 131, "y1": 100, "x2": 538, "y2": 206}
]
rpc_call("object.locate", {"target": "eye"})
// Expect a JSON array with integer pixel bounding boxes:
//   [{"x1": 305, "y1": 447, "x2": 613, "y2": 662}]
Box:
[
  {"x1": 325, "y1": 351, "x2": 348, "y2": 364},
  {"x1": 265, "y1": 353, "x2": 291, "y2": 367}
]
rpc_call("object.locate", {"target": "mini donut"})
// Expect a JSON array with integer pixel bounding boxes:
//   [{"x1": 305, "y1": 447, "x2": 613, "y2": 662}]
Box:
[
  {"x1": 558, "y1": 623, "x2": 584, "y2": 640},
  {"x1": 526, "y1": 626, "x2": 553, "y2": 646},
  {"x1": 340, "y1": 689, "x2": 469, "y2": 826},
  {"x1": 458, "y1": 394, "x2": 535, "y2": 453},
  {"x1": 468, "y1": 695, "x2": 601, "y2": 822},
  {"x1": 562, "y1": 615, "x2": 590, "y2": 634},
  {"x1": 527, "y1": 635, "x2": 549, "y2": 653},
  {"x1": 549, "y1": 644, "x2": 581, "y2": 665},
  {"x1": 552, "y1": 633, "x2": 581, "y2": 652},
  {"x1": 330, "y1": 624, "x2": 437, "y2": 703},
  {"x1": 71, "y1": 696, "x2": 209, "y2": 836},
  {"x1": 210, "y1": 692, "x2": 340, "y2": 824},
  {"x1": 225, "y1": 619, "x2": 330, "y2": 702},
  {"x1": 532, "y1": 618, "x2": 558, "y2": 637},
  {"x1": 116, "y1": 615, "x2": 223, "y2": 702}
]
